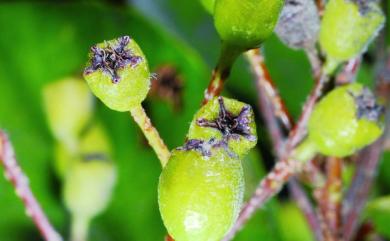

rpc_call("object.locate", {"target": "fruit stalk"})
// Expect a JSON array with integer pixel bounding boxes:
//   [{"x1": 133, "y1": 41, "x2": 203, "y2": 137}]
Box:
[
  {"x1": 130, "y1": 105, "x2": 171, "y2": 167},
  {"x1": 202, "y1": 44, "x2": 240, "y2": 105},
  {"x1": 0, "y1": 131, "x2": 63, "y2": 241},
  {"x1": 70, "y1": 215, "x2": 89, "y2": 241}
]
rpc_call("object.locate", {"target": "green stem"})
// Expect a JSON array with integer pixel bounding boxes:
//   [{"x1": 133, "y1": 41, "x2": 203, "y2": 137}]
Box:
[
  {"x1": 130, "y1": 105, "x2": 171, "y2": 167},
  {"x1": 202, "y1": 42, "x2": 242, "y2": 105},
  {"x1": 323, "y1": 57, "x2": 341, "y2": 76},
  {"x1": 70, "y1": 215, "x2": 90, "y2": 241},
  {"x1": 292, "y1": 138, "x2": 318, "y2": 163}
]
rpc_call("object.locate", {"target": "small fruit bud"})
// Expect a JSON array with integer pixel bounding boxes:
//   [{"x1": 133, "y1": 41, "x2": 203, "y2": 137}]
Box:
[
  {"x1": 83, "y1": 36, "x2": 150, "y2": 112},
  {"x1": 200, "y1": 0, "x2": 215, "y2": 13},
  {"x1": 214, "y1": 0, "x2": 283, "y2": 50},
  {"x1": 320, "y1": 0, "x2": 385, "y2": 63},
  {"x1": 43, "y1": 78, "x2": 93, "y2": 151},
  {"x1": 158, "y1": 142, "x2": 244, "y2": 241},
  {"x1": 275, "y1": 0, "x2": 320, "y2": 49},
  {"x1": 187, "y1": 97, "x2": 257, "y2": 157},
  {"x1": 308, "y1": 83, "x2": 384, "y2": 157}
]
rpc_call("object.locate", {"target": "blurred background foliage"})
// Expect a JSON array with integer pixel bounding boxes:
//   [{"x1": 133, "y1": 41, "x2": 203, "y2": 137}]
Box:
[{"x1": 0, "y1": 0, "x2": 389, "y2": 241}]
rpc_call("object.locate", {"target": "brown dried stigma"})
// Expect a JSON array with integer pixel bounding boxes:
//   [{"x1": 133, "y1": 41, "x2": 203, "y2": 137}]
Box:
[
  {"x1": 352, "y1": 88, "x2": 384, "y2": 122},
  {"x1": 84, "y1": 36, "x2": 143, "y2": 84},
  {"x1": 197, "y1": 97, "x2": 256, "y2": 141}
]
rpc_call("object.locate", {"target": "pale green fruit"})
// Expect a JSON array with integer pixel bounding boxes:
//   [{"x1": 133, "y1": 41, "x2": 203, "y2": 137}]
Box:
[
  {"x1": 43, "y1": 77, "x2": 93, "y2": 150},
  {"x1": 200, "y1": 0, "x2": 215, "y2": 13},
  {"x1": 214, "y1": 0, "x2": 283, "y2": 50},
  {"x1": 187, "y1": 97, "x2": 257, "y2": 157},
  {"x1": 79, "y1": 122, "x2": 112, "y2": 156},
  {"x1": 53, "y1": 123, "x2": 112, "y2": 179},
  {"x1": 308, "y1": 83, "x2": 384, "y2": 157},
  {"x1": 63, "y1": 157, "x2": 116, "y2": 221},
  {"x1": 320, "y1": 0, "x2": 385, "y2": 62},
  {"x1": 53, "y1": 143, "x2": 76, "y2": 179},
  {"x1": 158, "y1": 147, "x2": 244, "y2": 241},
  {"x1": 84, "y1": 36, "x2": 150, "y2": 112}
]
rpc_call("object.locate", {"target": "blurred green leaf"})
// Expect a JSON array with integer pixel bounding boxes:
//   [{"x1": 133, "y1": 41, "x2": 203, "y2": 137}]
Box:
[{"x1": 366, "y1": 195, "x2": 390, "y2": 238}]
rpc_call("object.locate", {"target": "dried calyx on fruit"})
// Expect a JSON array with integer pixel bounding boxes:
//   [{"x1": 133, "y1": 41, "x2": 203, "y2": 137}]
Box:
[
  {"x1": 158, "y1": 97, "x2": 257, "y2": 241},
  {"x1": 83, "y1": 36, "x2": 150, "y2": 112},
  {"x1": 214, "y1": 0, "x2": 283, "y2": 51},
  {"x1": 275, "y1": 0, "x2": 320, "y2": 50},
  {"x1": 320, "y1": 0, "x2": 385, "y2": 73},
  {"x1": 307, "y1": 83, "x2": 384, "y2": 157},
  {"x1": 188, "y1": 96, "x2": 257, "y2": 157}
]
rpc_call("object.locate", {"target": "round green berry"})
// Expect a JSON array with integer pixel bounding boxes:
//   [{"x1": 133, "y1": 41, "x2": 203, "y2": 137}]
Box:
[
  {"x1": 308, "y1": 83, "x2": 384, "y2": 157},
  {"x1": 187, "y1": 97, "x2": 257, "y2": 157},
  {"x1": 158, "y1": 144, "x2": 244, "y2": 241},
  {"x1": 214, "y1": 0, "x2": 283, "y2": 50},
  {"x1": 320, "y1": 0, "x2": 384, "y2": 62},
  {"x1": 83, "y1": 36, "x2": 150, "y2": 112}
]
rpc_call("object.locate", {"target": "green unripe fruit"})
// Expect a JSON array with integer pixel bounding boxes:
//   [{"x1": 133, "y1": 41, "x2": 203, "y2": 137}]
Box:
[
  {"x1": 79, "y1": 122, "x2": 112, "y2": 156},
  {"x1": 200, "y1": 0, "x2": 215, "y2": 13},
  {"x1": 187, "y1": 97, "x2": 257, "y2": 157},
  {"x1": 43, "y1": 78, "x2": 93, "y2": 151},
  {"x1": 84, "y1": 36, "x2": 150, "y2": 112},
  {"x1": 214, "y1": 0, "x2": 283, "y2": 50},
  {"x1": 308, "y1": 83, "x2": 384, "y2": 157},
  {"x1": 158, "y1": 144, "x2": 244, "y2": 241},
  {"x1": 320, "y1": 0, "x2": 385, "y2": 62},
  {"x1": 54, "y1": 143, "x2": 75, "y2": 179},
  {"x1": 63, "y1": 157, "x2": 116, "y2": 220}
]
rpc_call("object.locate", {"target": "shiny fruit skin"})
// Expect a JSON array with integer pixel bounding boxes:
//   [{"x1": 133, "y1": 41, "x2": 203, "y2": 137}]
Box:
[
  {"x1": 214, "y1": 0, "x2": 283, "y2": 50},
  {"x1": 308, "y1": 83, "x2": 383, "y2": 157},
  {"x1": 158, "y1": 149, "x2": 244, "y2": 241},
  {"x1": 320, "y1": 0, "x2": 384, "y2": 61}
]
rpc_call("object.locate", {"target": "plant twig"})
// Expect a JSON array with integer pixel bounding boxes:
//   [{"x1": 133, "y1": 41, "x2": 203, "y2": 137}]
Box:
[
  {"x1": 0, "y1": 130, "x2": 63, "y2": 241},
  {"x1": 202, "y1": 44, "x2": 241, "y2": 105},
  {"x1": 288, "y1": 179, "x2": 324, "y2": 241},
  {"x1": 245, "y1": 49, "x2": 293, "y2": 131},
  {"x1": 130, "y1": 105, "x2": 171, "y2": 167},
  {"x1": 247, "y1": 49, "x2": 323, "y2": 240},
  {"x1": 317, "y1": 157, "x2": 343, "y2": 241},
  {"x1": 223, "y1": 50, "x2": 330, "y2": 241}
]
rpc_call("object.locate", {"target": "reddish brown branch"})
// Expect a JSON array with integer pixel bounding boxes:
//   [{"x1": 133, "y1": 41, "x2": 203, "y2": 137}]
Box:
[
  {"x1": 288, "y1": 179, "x2": 324, "y2": 241},
  {"x1": 317, "y1": 157, "x2": 343, "y2": 241},
  {"x1": 246, "y1": 49, "x2": 293, "y2": 131},
  {"x1": 222, "y1": 50, "x2": 330, "y2": 241},
  {"x1": 0, "y1": 131, "x2": 63, "y2": 241}
]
